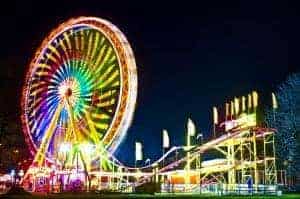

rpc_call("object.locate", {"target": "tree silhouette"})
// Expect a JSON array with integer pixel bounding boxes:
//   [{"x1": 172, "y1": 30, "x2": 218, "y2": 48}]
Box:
[{"x1": 265, "y1": 73, "x2": 300, "y2": 190}]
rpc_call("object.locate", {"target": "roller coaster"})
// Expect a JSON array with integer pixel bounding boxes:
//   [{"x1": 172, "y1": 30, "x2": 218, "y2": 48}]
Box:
[{"x1": 21, "y1": 109, "x2": 281, "y2": 195}]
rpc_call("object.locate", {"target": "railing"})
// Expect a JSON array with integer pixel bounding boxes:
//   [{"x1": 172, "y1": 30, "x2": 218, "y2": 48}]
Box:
[{"x1": 160, "y1": 183, "x2": 280, "y2": 195}]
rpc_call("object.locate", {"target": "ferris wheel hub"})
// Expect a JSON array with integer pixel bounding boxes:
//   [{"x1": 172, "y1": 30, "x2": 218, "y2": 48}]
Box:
[{"x1": 65, "y1": 88, "x2": 72, "y2": 97}]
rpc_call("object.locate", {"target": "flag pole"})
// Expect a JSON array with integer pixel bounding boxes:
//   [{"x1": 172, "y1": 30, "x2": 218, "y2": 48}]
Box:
[
  {"x1": 186, "y1": 118, "x2": 195, "y2": 190},
  {"x1": 162, "y1": 129, "x2": 169, "y2": 168},
  {"x1": 272, "y1": 92, "x2": 278, "y2": 125},
  {"x1": 162, "y1": 147, "x2": 165, "y2": 168},
  {"x1": 213, "y1": 107, "x2": 218, "y2": 138},
  {"x1": 186, "y1": 121, "x2": 191, "y2": 190}
]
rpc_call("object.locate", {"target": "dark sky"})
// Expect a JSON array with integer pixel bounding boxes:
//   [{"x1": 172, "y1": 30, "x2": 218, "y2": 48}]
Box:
[{"x1": 0, "y1": 1, "x2": 298, "y2": 166}]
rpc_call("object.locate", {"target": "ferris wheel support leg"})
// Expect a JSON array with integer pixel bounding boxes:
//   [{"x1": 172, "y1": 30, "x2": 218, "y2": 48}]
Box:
[
  {"x1": 21, "y1": 103, "x2": 63, "y2": 185},
  {"x1": 34, "y1": 103, "x2": 64, "y2": 166},
  {"x1": 65, "y1": 99, "x2": 79, "y2": 142}
]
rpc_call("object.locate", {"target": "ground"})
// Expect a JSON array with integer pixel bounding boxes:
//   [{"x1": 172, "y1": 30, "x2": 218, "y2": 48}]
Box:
[{"x1": 1, "y1": 193, "x2": 300, "y2": 199}]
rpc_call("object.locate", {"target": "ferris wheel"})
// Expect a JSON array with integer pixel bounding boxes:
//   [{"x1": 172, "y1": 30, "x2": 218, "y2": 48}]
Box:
[{"x1": 21, "y1": 17, "x2": 137, "y2": 166}]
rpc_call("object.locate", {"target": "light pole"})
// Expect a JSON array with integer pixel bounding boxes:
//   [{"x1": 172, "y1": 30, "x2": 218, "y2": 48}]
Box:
[
  {"x1": 197, "y1": 133, "x2": 203, "y2": 194},
  {"x1": 10, "y1": 169, "x2": 16, "y2": 187},
  {"x1": 17, "y1": 170, "x2": 24, "y2": 187}
]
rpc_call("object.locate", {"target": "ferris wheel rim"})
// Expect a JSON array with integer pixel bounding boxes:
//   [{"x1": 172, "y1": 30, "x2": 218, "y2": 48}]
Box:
[{"x1": 21, "y1": 16, "x2": 137, "y2": 159}]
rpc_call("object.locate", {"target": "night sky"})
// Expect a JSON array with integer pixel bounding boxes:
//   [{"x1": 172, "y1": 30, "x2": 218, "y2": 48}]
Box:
[{"x1": 0, "y1": 1, "x2": 298, "y2": 166}]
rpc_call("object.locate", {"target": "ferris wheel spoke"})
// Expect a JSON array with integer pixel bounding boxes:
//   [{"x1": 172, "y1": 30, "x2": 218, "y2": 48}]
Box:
[
  {"x1": 59, "y1": 40, "x2": 72, "y2": 71},
  {"x1": 84, "y1": 30, "x2": 92, "y2": 60},
  {"x1": 97, "y1": 57, "x2": 117, "y2": 75},
  {"x1": 97, "y1": 89, "x2": 118, "y2": 102},
  {"x1": 97, "y1": 98, "x2": 116, "y2": 108},
  {"x1": 100, "y1": 70, "x2": 120, "y2": 89},
  {"x1": 91, "y1": 36, "x2": 106, "y2": 70},
  {"x1": 99, "y1": 45, "x2": 114, "y2": 66},
  {"x1": 49, "y1": 40, "x2": 62, "y2": 59},
  {"x1": 40, "y1": 51, "x2": 60, "y2": 66},
  {"x1": 97, "y1": 57, "x2": 117, "y2": 77},
  {"x1": 93, "y1": 65, "x2": 116, "y2": 89},
  {"x1": 32, "y1": 103, "x2": 58, "y2": 137},
  {"x1": 97, "y1": 85, "x2": 120, "y2": 95},
  {"x1": 93, "y1": 44, "x2": 109, "y2": 71},
  {"x1": 90, "y1": 32, "x2": 101, "y2": 60},
  {"x1": 63, "y1": 31, "x2": 72, "y2": 50},
  {"x1": 98, "y1": 107, "x2": 114, "y2": 117}
]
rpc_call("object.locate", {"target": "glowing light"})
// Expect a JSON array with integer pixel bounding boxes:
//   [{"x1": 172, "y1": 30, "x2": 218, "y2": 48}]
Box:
[
  {"x1": 59, "y1": 143, "x2": 71, "y2": 153},
  {"x1": 234, "y1": 97, "x2": 239, "y2": 115},
  {"x1": 80, "y1": 143, "x2": 95, "y2": 155},
  {"x1": 21, "y1": 16, "x2": 138, "y2": 167},
  {"x1": 252, "y1": 91, "x2": 258, "y2": 108},
  {"x1": 248, "y1": 94, "x2": 252, "y2": 109},
  {"x1": 242, "y1": 96, "x2": 246, "y2": 112},
  {"x1": 145, "y1": 158, "x2": 151, "y2": 165},
  {"x1": 187, "y1": 118, "x2": 196, "y2": 136},
  {"x1": 18, "y1": 170, "x2": 24, "y2": 177},
  {"x1": 135, "y1": 142, "x2": 143, "y2": 161},
  {"x1": 213, "y1": 107, "x2": 218, "y2": 124},
  {"x1": 272, "y1": 92, "x2": 278, "y2": 109},
  {"x1": 225, "y1": 113, "x2": 256, "y2": 131},
  {"x1": 163, "y1": 129, "x2": 170, "y2": 148},
  {"x1": 10, "y1": 170, "x2": 15, "y2": 177}
]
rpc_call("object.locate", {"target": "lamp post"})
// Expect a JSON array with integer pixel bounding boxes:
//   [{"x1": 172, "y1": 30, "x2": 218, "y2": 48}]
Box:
[
  {"x1": 197, "y1": 133, "x2": 203, "y2": 194},
  {"x1": 10, "y1": 169, "x2": 16, "y2": 187},
  {"x1": 18, "y1": 170, "x2": 24, "y2": 187}
]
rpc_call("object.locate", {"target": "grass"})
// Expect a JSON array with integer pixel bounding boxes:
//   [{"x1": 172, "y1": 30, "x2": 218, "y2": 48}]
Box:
[{"x1": 1, "y1": 193, "x2": 300, "y2": 199}]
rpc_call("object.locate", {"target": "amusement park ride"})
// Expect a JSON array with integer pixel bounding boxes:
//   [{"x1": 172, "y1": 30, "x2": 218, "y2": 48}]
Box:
[{"x1": 19, "y1": 16, "x2": 281, "y2": 194}]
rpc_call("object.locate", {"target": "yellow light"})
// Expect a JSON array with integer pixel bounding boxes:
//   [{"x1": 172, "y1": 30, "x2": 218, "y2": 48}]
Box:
[
  {"x1": 225, "y1": 103, "x2": 229, "y2": 118},
  {"x1": 163, "y1": 129, "x2": 170, "y2": 148},
  {"x1": 252, "y1": 91, "x2": 258, "y2": 108},
  {"x1": 187, "y1": 118, "x2": 196, "y2": 136},
  {"x1": 248, "y1": 94, "x2": 252, "y2": 110},
  {"x1": 272, "y1": 92, "x2": 278, "y2": 109},
  {"x1": 242, "y1": 96, "x2": 246, "y2": 112},
  {"x1": 213, "y1": 106, "x2": 218, "y2": 124},
  {"x1": 135, "y1": 142, "x2": 143, "y2": 161},
  {"x1": 225, "y1": 113, "x2": 257, "y2": 131},
  {"x1": 234, "y1": 97, "x2": 239, "y2": 115}
]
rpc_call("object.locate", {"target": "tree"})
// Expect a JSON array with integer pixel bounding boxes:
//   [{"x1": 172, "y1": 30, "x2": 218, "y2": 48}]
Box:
[
  {"x1": 0, "y1": 115, "x2": 30, "y2": 173},
  {"x1": 265, "y1": 73, "x2": 300, "y2": 190}
]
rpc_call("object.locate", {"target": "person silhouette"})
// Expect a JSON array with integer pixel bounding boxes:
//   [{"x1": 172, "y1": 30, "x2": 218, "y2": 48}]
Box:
[{"x1": 246, "y1": 176, "x2": 253, "y2": 194}]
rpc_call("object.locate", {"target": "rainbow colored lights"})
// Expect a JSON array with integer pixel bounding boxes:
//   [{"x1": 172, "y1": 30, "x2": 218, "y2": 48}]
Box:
[{"x1": 21, "y1": 17, "x2": 137, "y2": 166}]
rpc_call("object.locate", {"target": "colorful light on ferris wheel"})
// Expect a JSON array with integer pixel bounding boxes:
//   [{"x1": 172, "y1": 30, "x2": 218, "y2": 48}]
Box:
[{"x1": 21, "y1": 17, "x2": 138, "y2": 165}]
